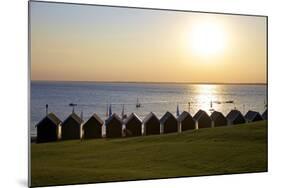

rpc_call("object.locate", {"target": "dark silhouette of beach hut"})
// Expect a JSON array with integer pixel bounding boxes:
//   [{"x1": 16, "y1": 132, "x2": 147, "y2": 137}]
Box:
[
  {"x1": 244, "y1": 110, "x2": 263, "y2": 123},
  {"x1": 82, "y1": 113, "x2": 103, "y2": 139},
  {"x1": 160, "y1": 111, "x2": 178, "y2": 134},
  {"x1": 210, "y1": 111, "x2": 227, "y2": 127},
  {"x1": 193, "y1": 110, "x2": 212, "y2": 129},
  {"x1": 36, "y1": 113, "x2": 61, "y2": 143},
  {"x1": 105, "y1": 113, "x2": 123, "y2": 138},
  {"x1": 226, "y1": 110, "x2": 245, "y2": 125},
  {"x1": 61, "y1": 113, "x2": 83, "y2": 140},
  {"x1": 177, "y1": 111, "x2": 195, "y2": 131},
  {"x1": 143, "y1": 112, "x2": 160, "y2": 135},
  {"x1": 262, "y1": 109, "x2": 267, "y2": 120},
  {"x1": 124, "y1": 113, "x2": 142, "y2": 137}
]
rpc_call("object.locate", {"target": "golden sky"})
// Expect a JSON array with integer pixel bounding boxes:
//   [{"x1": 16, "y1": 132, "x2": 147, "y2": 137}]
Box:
[{"x1": 30, "y1": 2, "x2": 267, "y2": 84}]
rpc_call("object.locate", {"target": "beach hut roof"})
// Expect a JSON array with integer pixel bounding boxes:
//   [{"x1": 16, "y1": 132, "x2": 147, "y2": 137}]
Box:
[
  {"x1": 36, "y1": 113, "x2": 61, "y2": 127},
  {"x1": 193, "y1": 109, "x2": 208, "y2": 121},
  {"x1": 124, "y1": 113, "x2": 142, "y2": 125},
  {"x1": 143, "y1": 112, "x2": 159, "y2": 124},
  {"x1": 226, "y1": 110, "x2": 243, "y2": 121},
  {"x1": 86, "y1": 113, "x2": 104, "y2": 125},
  {"x1": 245, "y1": 110, "x2": 262, "y2": 121},
  {"x1": 160, "y1": 111, "x2": 176, "y2": 124},
  {"x1": 210, "y1": 111, "x2": 225, "y2": 120},
  {"x1": 63, "y1": 112, "x2": 83, "y2": 124},
  {"x1": 262, "y1": 109, "x2": 267, "y2": 120},
  {"x1": 177, "y1": 111, "x2": 193, "y2": 122},
  {"x1": 106, "y1": 113, "x2": 123, "y2": 124}
]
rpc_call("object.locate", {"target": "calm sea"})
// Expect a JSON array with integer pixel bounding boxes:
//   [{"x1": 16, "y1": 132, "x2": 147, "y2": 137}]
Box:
[{"x1": 30, "y1": 81, "x2": 267, "y2": 136}]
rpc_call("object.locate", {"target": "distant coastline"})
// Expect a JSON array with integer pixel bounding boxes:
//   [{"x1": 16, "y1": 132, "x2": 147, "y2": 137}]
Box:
[{"x1": 31, "y1": 80, "x2": 267, "y2": 86}]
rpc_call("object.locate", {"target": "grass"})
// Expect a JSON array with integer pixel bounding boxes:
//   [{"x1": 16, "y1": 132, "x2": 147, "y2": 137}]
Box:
[{"x1": 31, "y1": 121, "x2": 267, "y2": 187}]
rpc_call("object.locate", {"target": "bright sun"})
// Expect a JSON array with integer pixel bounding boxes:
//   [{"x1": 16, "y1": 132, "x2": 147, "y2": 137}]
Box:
[{"x1": 188, "y1": 21, "x2": 226, "y2": 57}]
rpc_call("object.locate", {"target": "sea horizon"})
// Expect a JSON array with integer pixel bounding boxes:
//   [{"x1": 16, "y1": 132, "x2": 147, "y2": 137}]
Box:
[{"x1": 31, "y1": 80, "x2": 267, "y2": 86}]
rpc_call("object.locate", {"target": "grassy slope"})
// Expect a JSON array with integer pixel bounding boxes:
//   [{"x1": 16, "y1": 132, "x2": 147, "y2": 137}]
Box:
[{"x1": 31, "y1": 121, "x2": 267, "y2": 187}]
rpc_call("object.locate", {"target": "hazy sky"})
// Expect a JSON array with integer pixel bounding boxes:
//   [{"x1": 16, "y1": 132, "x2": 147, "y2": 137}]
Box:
[{"x1": 30, "y1": 1, "x2": 267, "y2": 83}]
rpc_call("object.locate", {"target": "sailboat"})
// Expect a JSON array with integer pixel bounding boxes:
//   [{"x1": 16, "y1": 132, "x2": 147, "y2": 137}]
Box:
[
  {"x1": 209, "y1": 100, "x2": 214, "y2": 112},
  {"x1": 136, "y1": 97, "x2": 141, "y2": 108}
]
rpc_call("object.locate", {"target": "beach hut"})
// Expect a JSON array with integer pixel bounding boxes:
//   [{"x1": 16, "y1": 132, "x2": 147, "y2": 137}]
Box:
[
  {"x1": 226, "y1": 110, "x2": 245, "y2": 125},
  {"x1": 177, "y1": 111, "x2": 195, "y2": 131},
  {"x1": 244, "y1": 110, "x2": 263, "y2": 123},
  {"x1": 193, "y1": 110, "x2": 212, "y2": 129},
  {"x1": 143, "y1": 112, "x2": 160, "y2": 135},
  {"x1": 36, "y1": 113, "x2": 61, "y2": 143},
  {"x1": 160, "y1": 111, "x2": 178, "y2": 134},
  {"x1": 105, "y1": 113, "x2": 123, "y2": 138},
  {"x1": 262, "y1": 109, "x2": 268, "y2": 120},
  {"x1": 61, "y1": 113, "x2": 83, "y2": 140},
  {"x1": 124, "y1": 113, "x2": 142, "y2": 137},
  {"x1": 210, "y1": 111, "x2": 227, "y2": 127},
  {"x1": 82, "y1": 113, "x2": 103, "y2": 139}
]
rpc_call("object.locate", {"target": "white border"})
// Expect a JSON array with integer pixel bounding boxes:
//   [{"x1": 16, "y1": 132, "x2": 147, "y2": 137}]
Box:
[{"x1": 1, "y1": 0, "x2": 281, "y2": 188}]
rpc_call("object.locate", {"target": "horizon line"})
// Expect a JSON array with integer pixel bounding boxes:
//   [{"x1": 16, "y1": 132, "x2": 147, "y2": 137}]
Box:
[{"x1": 31, "y1": 80, "x2": 267, "y2": 85}]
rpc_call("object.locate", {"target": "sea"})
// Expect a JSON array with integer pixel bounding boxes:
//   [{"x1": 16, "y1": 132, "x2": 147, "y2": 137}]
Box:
[{"x1": 30, "y1": 81, "x2": 267, "y2": 137}]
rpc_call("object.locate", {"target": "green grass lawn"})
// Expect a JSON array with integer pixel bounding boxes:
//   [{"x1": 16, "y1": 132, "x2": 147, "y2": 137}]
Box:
[{"x1": 31, "y1": 121, "x2": 267, "y2": 187}]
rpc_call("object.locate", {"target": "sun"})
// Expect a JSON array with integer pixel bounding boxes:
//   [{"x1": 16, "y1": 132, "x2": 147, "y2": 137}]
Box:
[{"x1": 188, "y1": 20, "x2": 226, "y2": 57}]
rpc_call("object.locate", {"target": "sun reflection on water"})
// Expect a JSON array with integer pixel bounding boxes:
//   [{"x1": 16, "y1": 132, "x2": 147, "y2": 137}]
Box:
[{"x1": 191, "y1": 84, "x2": 222, "y2": 115}]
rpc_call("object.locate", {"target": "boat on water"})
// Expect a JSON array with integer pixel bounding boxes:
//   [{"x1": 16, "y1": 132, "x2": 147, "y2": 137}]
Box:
[
  {"x1": 225, "y1": 100, "x2": 234, "y2": 103},
  {"x1": 136, "y1": 98, "x2": 141, "y2": 108},
  {"x1": 69, "y1": 103, "x2": 77, "y2": 107},
  {"x1": 69, "y1": 103, "x2": 77, "y2": 113},
  {"x1": 209, "y1": 100, "x2": 214, "y2": 112}
]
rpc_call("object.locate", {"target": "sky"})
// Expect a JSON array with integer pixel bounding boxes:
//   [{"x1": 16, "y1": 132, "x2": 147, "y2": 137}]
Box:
[{"x1": 30, "y1": 1, "x2": 267, "y2": 84}]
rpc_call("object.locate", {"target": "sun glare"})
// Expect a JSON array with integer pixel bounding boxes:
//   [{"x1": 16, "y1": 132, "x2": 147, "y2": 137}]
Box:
[{"x1": 188, "y1": 20, "x2": 226, "y2": 58}]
